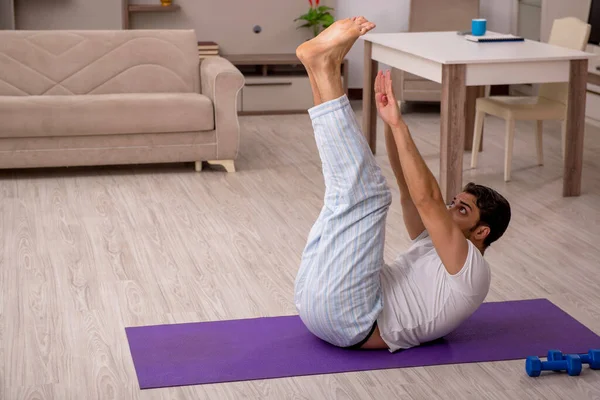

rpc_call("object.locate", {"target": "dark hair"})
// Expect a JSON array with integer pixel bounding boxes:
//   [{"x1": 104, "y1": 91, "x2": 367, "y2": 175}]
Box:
[{"x1": 463, "y1": 182, "x2": 511, "y2": 247}]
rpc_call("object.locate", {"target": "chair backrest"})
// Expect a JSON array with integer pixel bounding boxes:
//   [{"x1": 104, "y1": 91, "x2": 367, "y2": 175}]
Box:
[
  {"x1": 408, "y1": 0, "x2": 479, "y2": 32},
  {"x1": 538, "y1": 17, "x2": 591, "y2": 104}
]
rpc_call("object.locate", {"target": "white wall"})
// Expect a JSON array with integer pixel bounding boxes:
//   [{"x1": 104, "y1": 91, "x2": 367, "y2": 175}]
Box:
[
  {"x1": 480, "y1": 0, "x2": 516, "y2": 34},
  {"x1": 130, "y1": 0, "x2": 335, "y2": 54},
  {"x1": 479, "y1": 0, "x2": 593, "y2": 42},
  {"x1": 337, "y1": 0, "x2": 513, "y2": 89},
  {"x1": 541, "y1": 0, "x2": 592, "y2": 42},
  {"x1": 335, "y1": 0, "x2": 410, "y2": 88},
  {"x1": 12, "y1": 0, "x2": 335, "y2": 55},
  {"x1": 15, "y1": 0, "x2": 122, "y2": 30}
]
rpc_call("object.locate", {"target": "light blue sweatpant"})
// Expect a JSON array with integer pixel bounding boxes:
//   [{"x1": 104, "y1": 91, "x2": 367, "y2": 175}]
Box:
[{"x1": 294, "y1": 94, "x2": 392, "y2": 348}]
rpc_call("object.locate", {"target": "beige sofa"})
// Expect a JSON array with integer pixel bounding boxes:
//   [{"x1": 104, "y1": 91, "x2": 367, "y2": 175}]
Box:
[{"x1": 0, "y1": 29, "x2": 245, "y2": 172}]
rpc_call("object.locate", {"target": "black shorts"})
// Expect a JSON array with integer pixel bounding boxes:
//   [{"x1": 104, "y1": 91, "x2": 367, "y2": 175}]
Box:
[{"x1": 345, "y1": 321, "x2": 377, "y2": 349}]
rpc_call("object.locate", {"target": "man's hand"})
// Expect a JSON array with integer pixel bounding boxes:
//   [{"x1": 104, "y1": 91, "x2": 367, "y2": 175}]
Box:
[{"x1": 375, "y1": 70, "x2": 401, "y2": 128}]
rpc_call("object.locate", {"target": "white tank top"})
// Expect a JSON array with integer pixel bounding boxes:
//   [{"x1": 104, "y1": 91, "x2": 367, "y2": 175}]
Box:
[{"x1": 376, "y1": 230, "x2": 491, "y2": 352}]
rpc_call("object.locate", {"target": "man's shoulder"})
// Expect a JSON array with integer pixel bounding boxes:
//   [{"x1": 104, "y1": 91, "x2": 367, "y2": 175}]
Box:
[
  {"x1": 466, "y1": 239, "x2": 489, "y2": 267},
  {"x1": 409, "y1": 231, "x2": 490, "y2": 275},
  {"x1": 457, "y1": 239, "x2": 490, "y2": 273},
  {"x1": 445, "y1": 240, "x2": 491, "y2": 297}
]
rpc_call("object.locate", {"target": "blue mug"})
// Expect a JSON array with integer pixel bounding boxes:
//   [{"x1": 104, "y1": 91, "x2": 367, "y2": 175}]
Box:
[{"x1": 471, "y1": 18, "x2": 487, "y2": 36}]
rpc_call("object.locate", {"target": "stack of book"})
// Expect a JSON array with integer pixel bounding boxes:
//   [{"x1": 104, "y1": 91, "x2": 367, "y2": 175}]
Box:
[{"x1": 198, "y1": 41, "x2": 219, "y2": 59}]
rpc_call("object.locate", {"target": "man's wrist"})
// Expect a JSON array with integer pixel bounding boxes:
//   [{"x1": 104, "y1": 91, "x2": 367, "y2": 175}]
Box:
[{"x1": 390, "y1": 119, "x2": 408, "y2": 135}]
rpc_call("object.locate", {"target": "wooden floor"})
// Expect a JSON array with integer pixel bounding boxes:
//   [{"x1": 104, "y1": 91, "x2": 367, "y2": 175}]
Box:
[{"x1": 2, "y1": 101, "x2": 600, "y2": 399}]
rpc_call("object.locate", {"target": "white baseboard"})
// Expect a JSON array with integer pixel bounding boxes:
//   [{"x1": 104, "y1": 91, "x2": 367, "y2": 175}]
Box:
[{"x1": 586, "y1": 117, "x2": 600, "y2": 129}]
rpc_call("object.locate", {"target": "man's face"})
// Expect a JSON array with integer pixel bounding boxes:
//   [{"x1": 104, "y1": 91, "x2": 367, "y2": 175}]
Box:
[{"x1": 447, "y1": 192, "x2": 483, "y2": 239}]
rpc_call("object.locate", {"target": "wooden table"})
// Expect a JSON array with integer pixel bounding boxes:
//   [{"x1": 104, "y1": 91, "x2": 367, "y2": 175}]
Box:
[{"x1": 360, "y1": 32, "x2": 595, "y2": 199}]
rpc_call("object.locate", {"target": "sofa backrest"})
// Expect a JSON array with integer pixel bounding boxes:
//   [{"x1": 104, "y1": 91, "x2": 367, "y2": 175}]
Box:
[{"x1": 0, "y1": 29, "x2": 199, "y2": 96}]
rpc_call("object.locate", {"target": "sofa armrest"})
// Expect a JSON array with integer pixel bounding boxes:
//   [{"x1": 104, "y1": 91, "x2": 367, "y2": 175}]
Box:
[{"x1": 200, "y1": 57, "x2": 245, "y2": 160}]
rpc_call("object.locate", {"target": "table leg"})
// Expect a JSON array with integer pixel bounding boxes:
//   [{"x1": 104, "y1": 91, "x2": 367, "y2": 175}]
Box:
[
  {"x1": 362, "y1": 41, "x2": 378, "y2": 154},
  {"x1": 464, "y1": 86, "x2": 485, "y2": 152},
  {"x1": 440, "y1": 64, "x2": 467, "y2": 202},
  {"x1": 563, "y1": 59, "x2": 588, "y2": 197}
]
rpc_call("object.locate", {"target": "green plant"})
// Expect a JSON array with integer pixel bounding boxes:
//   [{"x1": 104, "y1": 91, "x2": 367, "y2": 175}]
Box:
[{"x1": 294, "y1": 0, "x2": 335, "y2": 37}]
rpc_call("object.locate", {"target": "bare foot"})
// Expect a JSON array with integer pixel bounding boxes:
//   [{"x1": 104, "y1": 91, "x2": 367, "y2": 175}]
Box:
[{"x1": 296, "y1": 17, "x2": 375, "y2": 70}]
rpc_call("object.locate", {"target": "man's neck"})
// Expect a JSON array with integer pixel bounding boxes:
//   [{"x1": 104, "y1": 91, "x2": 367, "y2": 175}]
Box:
[
  {"x1": 476, "y1": 244, "x2": 486, "y2": 255},
  {"x1": 469, "y1": 239, "x2": 486, "y2": 255}
]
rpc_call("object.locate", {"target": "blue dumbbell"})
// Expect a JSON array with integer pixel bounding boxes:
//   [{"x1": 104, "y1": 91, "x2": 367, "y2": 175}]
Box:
[
  {"x1": 546, "y1": 350, "x2": 567, "y2": 371},
  {"x1": 547, "y1": 349, "x2": 600, "y2": 369},
  {"x1": 526, "y1": 354, "x2": 582, "y2": 377}
]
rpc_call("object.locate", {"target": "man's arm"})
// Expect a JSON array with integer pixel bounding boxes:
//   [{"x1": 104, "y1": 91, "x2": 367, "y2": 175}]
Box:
[
  {"x1": 389, "y1": 120, "x2": 469, "y2": 275},
  {"x1": 383, "y1": 123, "x2": 425, "y2": 240}
]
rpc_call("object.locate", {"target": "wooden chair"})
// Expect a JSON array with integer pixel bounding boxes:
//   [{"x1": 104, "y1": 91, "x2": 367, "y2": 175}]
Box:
[
  {"x1": 394, "y1": 0, "x2": 480, "y2": 105},
  {"x1": 470, "y1": 17, "x2": 591, "y2": 182}
]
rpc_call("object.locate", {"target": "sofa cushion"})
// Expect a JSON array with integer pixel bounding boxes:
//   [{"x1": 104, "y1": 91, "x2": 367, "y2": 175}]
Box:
[
  {"x1": 0, "y1": 30, "x2": 199, "y2": 95},
  {"x1": 0, "y1": 93, "x2": 214, "y2": 138}
]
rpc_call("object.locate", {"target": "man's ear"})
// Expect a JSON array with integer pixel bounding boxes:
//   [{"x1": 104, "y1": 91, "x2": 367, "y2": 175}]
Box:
[{"x1": 474, "y1": 225, "x2": 490, "y2": 241}]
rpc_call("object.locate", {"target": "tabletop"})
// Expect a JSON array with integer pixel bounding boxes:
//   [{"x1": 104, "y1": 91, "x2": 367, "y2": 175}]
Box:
[{"x1": 361, "y1": 31, "x2": 595, "y2": 64}]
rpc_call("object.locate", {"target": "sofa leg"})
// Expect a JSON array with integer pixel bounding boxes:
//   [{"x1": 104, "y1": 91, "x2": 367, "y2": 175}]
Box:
[
  {"x1": 207, "y1": 159, "x2": 236, "y2": 172},
  {"x1": 195, "y1": 161, "x2": 203, "y2": 172}
]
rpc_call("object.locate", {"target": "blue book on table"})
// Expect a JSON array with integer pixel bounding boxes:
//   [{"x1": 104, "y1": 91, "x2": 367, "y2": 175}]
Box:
[{"x1": 465, "y1": 34, "x2": 525, "y2": 43}]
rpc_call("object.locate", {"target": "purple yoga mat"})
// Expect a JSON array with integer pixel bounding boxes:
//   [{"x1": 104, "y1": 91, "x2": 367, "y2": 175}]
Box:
[{"x1": 125, "y1": 298, "x2": 600, "y2": 389}]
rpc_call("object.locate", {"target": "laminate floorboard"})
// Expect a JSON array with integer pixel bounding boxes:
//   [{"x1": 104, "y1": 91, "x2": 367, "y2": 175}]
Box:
[{"x1": 2, "y1": 101, "x2": 600, "y2": 399}]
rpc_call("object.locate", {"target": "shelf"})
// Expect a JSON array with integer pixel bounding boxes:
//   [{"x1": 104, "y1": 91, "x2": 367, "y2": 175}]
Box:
[
  {"x1": 128, "y1": 4, "x2": 181, "y2": 12},
  {"x1": 223, "y1": 54, "x2": 349, "y2": 115},
  {"x1": 122, "y1": 1, "x2": 181, "y2": 29},
  {"x1": 519, "y1": 0, "x2": 542, "y2": 8},
  {"x1": 224, "y1": 54, "x2": 304, "y2": 66},
  {"x1": 223, "y1": 54, "x2": 347, "y2": 77}
]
